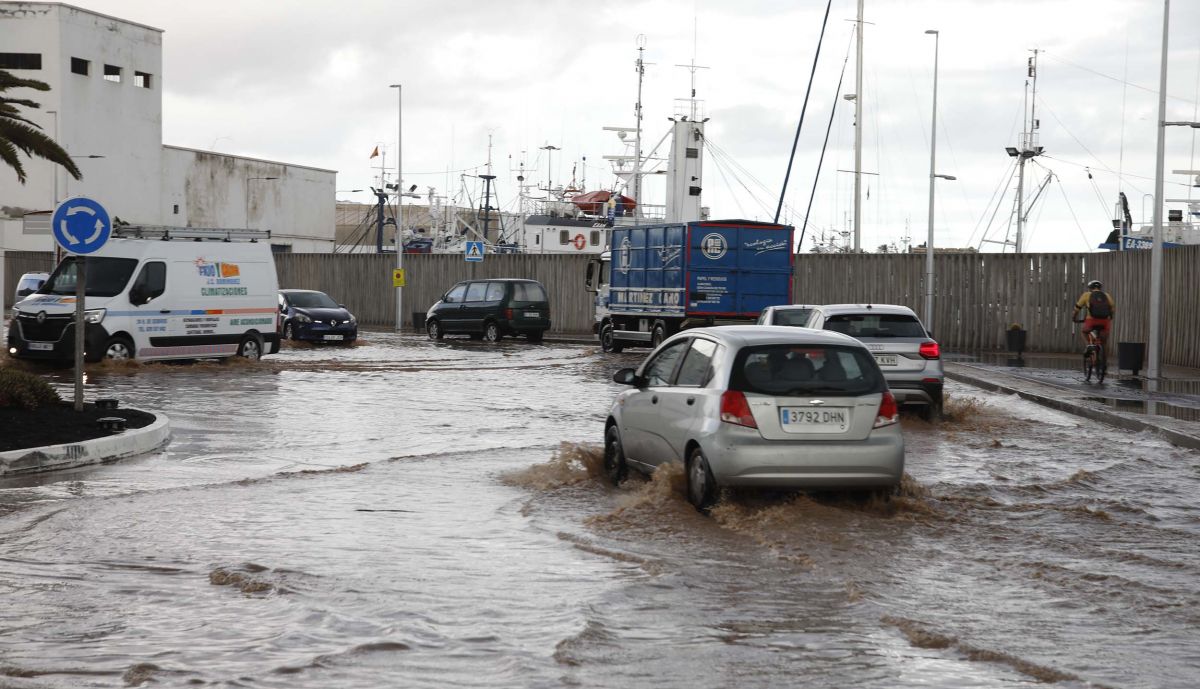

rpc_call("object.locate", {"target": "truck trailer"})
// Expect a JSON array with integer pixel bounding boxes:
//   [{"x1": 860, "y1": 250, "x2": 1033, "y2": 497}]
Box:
[{"x1": 585, "y1": 220, "x2": 794, "y2": 352}]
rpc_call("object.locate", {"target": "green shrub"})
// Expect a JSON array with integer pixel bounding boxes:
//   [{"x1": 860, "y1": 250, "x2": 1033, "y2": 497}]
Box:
[{"x1": 0, "y1": 368, "x2": 61, "y2": 409}]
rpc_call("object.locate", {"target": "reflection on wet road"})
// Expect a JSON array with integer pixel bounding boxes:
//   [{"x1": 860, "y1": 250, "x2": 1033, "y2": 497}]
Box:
[{"x1": 1, "y1": 333, "x2": 1197, "y2": 687}]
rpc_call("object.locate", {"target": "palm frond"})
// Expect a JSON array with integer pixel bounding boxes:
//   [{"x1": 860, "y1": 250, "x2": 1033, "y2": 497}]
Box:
[
  {"x1": 0, "y1": 138, "x2": 27, "y2": 183},
  {"x1": 0, "y1": 119, "x2": 81, "y2": 180},
  {"x1": 0, "y1": 71, "x2": 51, "y2": 92}
]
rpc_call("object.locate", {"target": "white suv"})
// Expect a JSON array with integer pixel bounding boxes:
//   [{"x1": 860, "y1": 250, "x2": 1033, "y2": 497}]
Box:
[{"x1": 803, "y1": 304, "x2": 943, "y2": 420}]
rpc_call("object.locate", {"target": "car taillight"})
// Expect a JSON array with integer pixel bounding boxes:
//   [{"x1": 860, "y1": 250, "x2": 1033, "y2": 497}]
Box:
[
  {"x1": 919, "y1": 340, "x2": 940, "y2": 359},
  {"x1": 874, "y1": 390, "x2": 899, "y2": 428},
  {"x1": 504, "y1": 308, "x2": 514, "y2": 320},
  {"x1": 720, "y1": 390, "x2": 758, "y2": 428}
]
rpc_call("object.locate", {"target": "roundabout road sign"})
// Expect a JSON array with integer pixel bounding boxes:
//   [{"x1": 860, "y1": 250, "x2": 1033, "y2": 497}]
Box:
[{"x1": 51, "y1": 197, "x2": 111, "y2": 254}]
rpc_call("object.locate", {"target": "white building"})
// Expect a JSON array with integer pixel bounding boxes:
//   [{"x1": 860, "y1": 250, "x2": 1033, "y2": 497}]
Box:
[{"x1": 0, "y1": 2, "x2": 336, "y2": 255}]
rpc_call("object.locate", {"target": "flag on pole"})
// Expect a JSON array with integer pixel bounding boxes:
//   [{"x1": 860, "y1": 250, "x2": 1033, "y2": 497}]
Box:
[{"x1": 370, "y1": 146, "x2": 380, "y2": 159}]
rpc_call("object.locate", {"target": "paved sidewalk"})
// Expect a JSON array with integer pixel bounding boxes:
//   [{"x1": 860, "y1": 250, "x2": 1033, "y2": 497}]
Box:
[{"x1": 945, "y1": 353, "x2": 1200, "y2": 450}]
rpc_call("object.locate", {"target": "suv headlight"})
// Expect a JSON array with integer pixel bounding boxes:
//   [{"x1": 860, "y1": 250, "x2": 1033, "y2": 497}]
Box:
[
  {"x1": 294, "y1": 313, "x2": 312, "y2": 324},
  {"x1": 348, "y1": 315, "x2": 357, "y2": 325},
  {"x1": 83, "y1": 308, "x2": 106, "y2": 324}
]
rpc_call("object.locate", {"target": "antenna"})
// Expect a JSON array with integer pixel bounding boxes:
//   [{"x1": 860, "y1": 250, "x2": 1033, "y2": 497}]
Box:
[{"x1": 674, "y1": 19, "x2": 709, "y2": 121}]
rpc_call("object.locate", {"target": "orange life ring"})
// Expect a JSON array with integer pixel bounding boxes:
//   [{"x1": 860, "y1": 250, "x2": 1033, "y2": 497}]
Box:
[{"x1": 572, "y1": 233, "x2": 586, "y2": 250}]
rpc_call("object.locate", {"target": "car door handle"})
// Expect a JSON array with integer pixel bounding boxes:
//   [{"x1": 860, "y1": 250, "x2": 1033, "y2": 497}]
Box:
[
  {"x1": 159, "y1": 309, "x2": 170, "y2": 314},
  {"x1": 459, "y1": 304, "x2": 466, "y2": 309},
  {"x1": 651, "y1": 395, "x2": 658, "y2": 404},
  {"x1": 686, "y1": 397, "x2": 695, "y2": 405}
]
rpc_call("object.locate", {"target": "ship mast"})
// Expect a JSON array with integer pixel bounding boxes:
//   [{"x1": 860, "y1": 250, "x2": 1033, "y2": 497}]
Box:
[
  {"x1": 1012, "y1": 49, "x2": 1044, "y2": 253},
  {"x1": 852, "y1": 0, "x2": 864, "y2": 252},
  {"x1": 633, "y1": 35, "x2": 646, "y2": 221}
]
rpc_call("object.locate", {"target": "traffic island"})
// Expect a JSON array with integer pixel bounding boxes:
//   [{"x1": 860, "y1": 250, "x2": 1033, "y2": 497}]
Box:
[{"x1": 0, "y1": 403, "x2": 170, "y2": 477}]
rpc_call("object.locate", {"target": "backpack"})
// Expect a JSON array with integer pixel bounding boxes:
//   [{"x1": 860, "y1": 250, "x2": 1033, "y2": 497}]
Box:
[{"x1": 1088, "y1": 291, "x2": 1112, "y2": 318}]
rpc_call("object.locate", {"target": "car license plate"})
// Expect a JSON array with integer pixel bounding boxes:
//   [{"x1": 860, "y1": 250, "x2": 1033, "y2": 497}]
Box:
[
  {"x1": 524, "y1": 311, "x2": 540, "y2": 318},
  {"x1": 874, "y1": 354, "x2": 898, "y2": 366},
  {"x1": 28, "y1": 342, "x2": 53, "y2": 351},
  {"x1": 779, "y1": 407, "x2": 849, "y2": 433},
  {"x1": 323, "y1": 334, "x2": 344, "y2": 341}
]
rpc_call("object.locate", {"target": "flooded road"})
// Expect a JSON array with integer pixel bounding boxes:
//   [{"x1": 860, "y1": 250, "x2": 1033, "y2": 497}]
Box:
[{"x1": 1, "y1": 333, "x2": 1198, "y2": 688}]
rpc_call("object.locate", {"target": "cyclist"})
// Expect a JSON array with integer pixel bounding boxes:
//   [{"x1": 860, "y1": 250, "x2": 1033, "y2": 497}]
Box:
[{"x1": 1074, "y1": 279, "x2": 1116, "y2": 347}]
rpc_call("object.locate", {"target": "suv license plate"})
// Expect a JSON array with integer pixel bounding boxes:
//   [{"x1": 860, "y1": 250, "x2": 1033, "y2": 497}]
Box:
[
  {"x1": 779, "y1": 407, "x2": 848, "y2": 433},
  {"x1": 323, "y1": 334, "x2": 344, "y2": 341},
  {"x1": 28, "y1": 342, "x2": 54, "y2": 351},
  {"x1": 875, "y1": 354, "x2": 898, "y2": 366},
  {"x1": 524, "y1": 311, "x2": 540, "y2": 318}
]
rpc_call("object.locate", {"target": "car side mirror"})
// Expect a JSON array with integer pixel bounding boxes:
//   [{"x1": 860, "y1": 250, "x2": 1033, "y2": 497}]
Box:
[
  {"x1": 612, "y1": 368, "x2": 641, "y2": 386},
  {"x1": 339, "y1": 304, "x2": 346, "y2": 308}
]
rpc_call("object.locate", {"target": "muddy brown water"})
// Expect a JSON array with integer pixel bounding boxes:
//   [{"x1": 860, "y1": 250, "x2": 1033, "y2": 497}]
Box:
[{"x1": 1, "y1": 332, "x2": 1197, "y2": 688}]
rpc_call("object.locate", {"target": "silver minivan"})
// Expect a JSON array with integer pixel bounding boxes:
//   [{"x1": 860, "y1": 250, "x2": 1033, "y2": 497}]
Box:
[{"x1": 605, "y1": 326, "x2": 905, "y2": 511}]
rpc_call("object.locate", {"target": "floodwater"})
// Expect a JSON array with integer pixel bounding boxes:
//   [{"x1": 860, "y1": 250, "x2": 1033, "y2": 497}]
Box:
[{"x1": 1, "y1": 333, "x2": 1198, "y2": 688}]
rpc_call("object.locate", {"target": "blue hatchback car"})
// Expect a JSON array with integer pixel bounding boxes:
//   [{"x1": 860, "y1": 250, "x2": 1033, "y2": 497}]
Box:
[{"x1": 278, "y1": 289, "x2": 358, "y2": 344}]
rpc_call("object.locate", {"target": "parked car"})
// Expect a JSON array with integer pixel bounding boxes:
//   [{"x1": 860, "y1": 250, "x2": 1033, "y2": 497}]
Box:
[
  {"x1": 425, "y1": 278, "x2": 550, "y2": 343},
  {"x1": 13, "y1": 272, "x2": 49, "y2": 305},
  {"x1": 605, "y1": 325, "x2": 904, "y2": 511},
  {"x1": 756, "y1": 304, "x2": 817, "y2": 327},
  {"x1": 803, "y1": 304, "x2": 943, "y2": 420},
  {"x1": 278, "y1": 289, "x2": 358, "y2": 344}
]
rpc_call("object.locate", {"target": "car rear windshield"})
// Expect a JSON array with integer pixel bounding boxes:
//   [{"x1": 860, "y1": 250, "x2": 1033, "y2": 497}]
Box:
[
  {"x1": 728, "y1": 344, "x2": 886, "y2": 396},
  {"x1": 43, "y1": 257, "x2": 138, "y2": 298},
  {"x1": 512, "y1": 282, "x2": 547, "y2": 302},
  {"x1": 773, "y1": 308, "x2": 812, "y2": 326},
  {"x1": 823, "y1": 313, "x2": 927, "y2": 338},
  {"x1": 288, "y1": 292, "x2": 339, "y2": 308}
]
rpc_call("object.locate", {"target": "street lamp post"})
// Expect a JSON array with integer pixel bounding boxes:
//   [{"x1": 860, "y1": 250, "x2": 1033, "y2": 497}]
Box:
[
  {"x1": 245, "y1": 176, "x2": 279, "y2": 229},
  {"x1": 390, "y1": 84, "x2": 403, "y2": 334},
  {"x1": 923, "y1": 29, "x2": 956, "y2": 334}
]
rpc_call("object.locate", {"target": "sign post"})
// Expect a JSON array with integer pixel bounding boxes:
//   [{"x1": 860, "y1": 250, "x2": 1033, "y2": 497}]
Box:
[{"x1": 51, "y1": 197, "x2": 111, "y2": 412}]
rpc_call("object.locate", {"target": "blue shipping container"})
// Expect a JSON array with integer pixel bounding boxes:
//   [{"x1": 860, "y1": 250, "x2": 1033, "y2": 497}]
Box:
[{"x1": 609, "y1": 220, "x2": 793, "y2": 318}]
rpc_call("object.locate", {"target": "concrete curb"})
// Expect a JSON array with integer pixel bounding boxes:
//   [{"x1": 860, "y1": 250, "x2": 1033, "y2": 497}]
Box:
[
  {"x1": 945, "y1": 367, "x2": 1200, "y2": 450},
  {"x1": 0, "y1": 411, "x2": 171, "y2": 478}
]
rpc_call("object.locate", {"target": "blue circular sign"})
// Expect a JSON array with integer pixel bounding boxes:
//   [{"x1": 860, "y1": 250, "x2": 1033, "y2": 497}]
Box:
[{"x1": 51, "y1": 196, "x2": 111, "y2": 255}]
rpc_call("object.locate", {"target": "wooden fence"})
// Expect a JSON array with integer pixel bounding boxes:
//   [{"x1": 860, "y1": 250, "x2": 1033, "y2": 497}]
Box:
[{"x1": 6, "y1": 246, "x2": 1198, "y2": 367}]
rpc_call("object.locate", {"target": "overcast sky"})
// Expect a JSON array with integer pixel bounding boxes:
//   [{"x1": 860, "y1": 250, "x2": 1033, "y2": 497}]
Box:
[{"x1": 80, "y1": 0, "x2": 1200, "y2": 253}]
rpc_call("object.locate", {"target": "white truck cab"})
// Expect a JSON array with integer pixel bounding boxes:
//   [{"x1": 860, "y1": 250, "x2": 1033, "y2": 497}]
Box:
[{"x1": 7, "y1": 227, "x2": 280, "y2": 362}]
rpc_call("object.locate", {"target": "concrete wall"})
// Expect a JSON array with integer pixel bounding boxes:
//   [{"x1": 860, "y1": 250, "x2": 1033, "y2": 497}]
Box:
[{"x1": 161, "y1": 147, "x2": 335, "y2": 252}]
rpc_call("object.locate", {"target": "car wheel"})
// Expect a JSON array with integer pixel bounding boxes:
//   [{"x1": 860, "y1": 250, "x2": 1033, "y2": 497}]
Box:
[
  {"x1": 651, "y1": 323, "x2": 666, "y2": 349},
  {"x1": 603, "y1": 425, "x2": 628, "y2": 486},
  {"x1": 427, "y1": 319, "x2": 443, "y2": 340},
  {"x1": 237, "y1": 333, "x2": 263, "y2": 360},
  {"x1": 600, "y1": 323, "x2": 623, "y2": 353},
  {"x1": 283, "y1": 322, "x2": 296, "y2": 340},
  {"x1": 917, "y1": 393, "x2": 943, "y2": 422},
  {"x1": 527, "y1": 330, "x2": 544, "y2": 343},
  {"x1": 103, "y1": 336, "x2": 135, "y2": 361},
  {"x1": 483, "y1": 322, "x2": 502, "y2": 342},
  {"x1": 686, "y1": 446, "x2": 718, "y2": 513}
]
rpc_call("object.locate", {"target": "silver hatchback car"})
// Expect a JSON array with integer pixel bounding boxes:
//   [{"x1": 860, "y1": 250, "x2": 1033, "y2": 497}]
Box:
[
  {"x1": 804, "y1": 304, "x2": 944, "y2": 420},
  {"x1": 605, "y1": 326, "x2": 905, "y2": 511}
]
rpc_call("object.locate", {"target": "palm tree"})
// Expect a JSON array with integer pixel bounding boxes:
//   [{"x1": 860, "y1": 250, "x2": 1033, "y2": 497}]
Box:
[{"x1": 0, "y1": 69, "x2": 81, "y2": 184}]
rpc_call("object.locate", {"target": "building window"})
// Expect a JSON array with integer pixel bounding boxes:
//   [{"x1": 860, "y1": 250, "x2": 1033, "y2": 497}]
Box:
[
  {"x1": 270, "y1": 244, "x2": 293, "y2": 254},
  {"x1": 71, "y1": 57, "x2": 89, "y2": 75},
  {"x1": 103, "y1": 64, "x2": 121, "y2": 83},
  {"x1": 590, "y1": 230, "x2": 601, "y2": 246},
  {"x1": 172, "y1": 204, "x2": 179, "y2": 215},
  {"x1": 0, "y1": 53, "x2": 42, "y2": 70},
  {"x1": 134, "y1": 71, "x2": 151, "y2": 89},
  {"x1": 559, "y1": 230, "x2": 570, "y2": 245}
]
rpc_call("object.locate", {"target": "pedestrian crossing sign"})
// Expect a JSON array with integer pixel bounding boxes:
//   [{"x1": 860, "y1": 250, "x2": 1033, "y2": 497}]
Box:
[{"x1": 465, "y1": 241, "x2": 485, "y2": 262}]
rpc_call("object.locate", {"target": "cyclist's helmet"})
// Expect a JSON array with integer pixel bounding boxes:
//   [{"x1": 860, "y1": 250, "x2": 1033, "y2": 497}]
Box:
[{"x1": 1087, "y1": 279, "x2": 1102, "y2": 289}]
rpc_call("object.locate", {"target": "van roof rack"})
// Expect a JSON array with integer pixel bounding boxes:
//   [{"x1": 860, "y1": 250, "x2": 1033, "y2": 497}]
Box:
[{"x1": 111, "y1": 225, "x2": 271, "y2": 242}]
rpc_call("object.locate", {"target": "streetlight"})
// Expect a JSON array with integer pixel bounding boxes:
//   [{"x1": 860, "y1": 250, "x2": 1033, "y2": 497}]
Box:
[
  {"x1": 923, "y1": 29, "x2": 956, "y2": 333},
  {"x1": 389, "y1": 83, "x2": 404, "y2": 334},
  {"x1": 245, "y1": 176, "x2": 279, "y2": 229}
]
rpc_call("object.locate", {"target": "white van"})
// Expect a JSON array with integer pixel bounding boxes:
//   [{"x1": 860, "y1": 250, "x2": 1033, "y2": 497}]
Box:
[{"x1": 6, "y1": 227, "x2": 280, "y2": 362}]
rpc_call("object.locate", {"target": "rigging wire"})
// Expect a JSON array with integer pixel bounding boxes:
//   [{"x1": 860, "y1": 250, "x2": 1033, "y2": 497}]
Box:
[
  {"x1": 966, "y1": 158, "x2": 1017, "y2": 248},
  {"x1": 1041, "y1": 51, "x2": 1198, "y2": 105},
  {"x1": 710, "y1": 148, "x2": 749, "y2": 219},
  {"x1": 799, "y1": 28, "x2": 855, "y2": 251},
  {"x1": 776, "y1": 0, "x2": 833, "y2": 222},
  {"x1": 1036, "y1": 96, "x2": 1118, "y2": 179},
  {"x1": 1083, "y1": 166, "x2": 1112, "y2": 218},
  {"x1": 1053, "y1": 173, "x2": 1097, "y2": 251}
]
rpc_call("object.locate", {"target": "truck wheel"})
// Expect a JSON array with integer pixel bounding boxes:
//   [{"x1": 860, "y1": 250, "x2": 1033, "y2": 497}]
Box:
[
  {"x1": 651, "y1": 323, "x2": 666, "y2": 348},
  {"x1": 601, "y1": 323, "x2": 623, "y2": 353},
  {"x1": 102, "y1": 336, "x2": 135, "y2": 362},
  {"x1": 237, "y1": 333, "x2": 263, "y2": 360}
]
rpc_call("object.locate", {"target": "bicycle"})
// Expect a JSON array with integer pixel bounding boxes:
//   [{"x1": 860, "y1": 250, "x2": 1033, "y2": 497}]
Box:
[{"x1": 1073, "y1": 317, "x2": 1107, "y2": 384}]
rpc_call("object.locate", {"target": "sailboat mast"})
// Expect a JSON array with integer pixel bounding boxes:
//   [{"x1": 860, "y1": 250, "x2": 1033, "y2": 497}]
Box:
[{"x1": 852, "y1": 0, "x2": 864, "y2": 252}]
